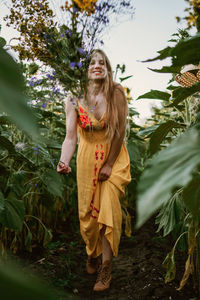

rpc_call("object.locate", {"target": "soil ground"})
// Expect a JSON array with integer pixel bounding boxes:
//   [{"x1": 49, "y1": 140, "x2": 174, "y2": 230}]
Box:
[{"x1": 17, "y1": 217, "x2": 198, "y2": 300}]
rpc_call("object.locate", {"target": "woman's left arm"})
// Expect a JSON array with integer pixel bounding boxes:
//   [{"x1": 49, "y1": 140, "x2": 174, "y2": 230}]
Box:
[{"x1": 98, "y1": 86, "x2": 127, "y2": 181}]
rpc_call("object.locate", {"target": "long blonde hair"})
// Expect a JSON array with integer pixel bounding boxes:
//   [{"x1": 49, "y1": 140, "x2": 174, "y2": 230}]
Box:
[{"x1": 87, "y1": 49, "x2": 128, "y2": 141}]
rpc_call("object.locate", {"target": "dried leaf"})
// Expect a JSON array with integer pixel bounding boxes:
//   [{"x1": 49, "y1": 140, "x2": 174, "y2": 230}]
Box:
[
  {"x1": 177, "y1": 255, "x2": 193, "y2": 290},
  {"x1": 125, "y1": 212, "x2": 132, "y2": 238},
  {"x1": 188, "y1": 225, "x2": 196, "y2": 255}
]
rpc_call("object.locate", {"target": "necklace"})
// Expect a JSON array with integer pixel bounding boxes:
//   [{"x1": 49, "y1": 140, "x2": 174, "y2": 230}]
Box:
[{"x1": 90, "y1": 100, "x2": 98, "y2": 113}]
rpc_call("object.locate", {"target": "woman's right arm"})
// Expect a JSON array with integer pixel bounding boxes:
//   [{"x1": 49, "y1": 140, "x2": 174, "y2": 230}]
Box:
[{"x1": 57, "y1": 99, "x2": 77, "y2": 174}]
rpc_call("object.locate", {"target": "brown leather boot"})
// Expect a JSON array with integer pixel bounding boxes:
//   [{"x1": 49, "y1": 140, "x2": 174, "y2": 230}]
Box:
[
  {"x1": 93, "y1": 260, "x2": 112, "y2": 292},
  {"x1": 86, "y1": 256, "x2": 100, "y2": 274}
]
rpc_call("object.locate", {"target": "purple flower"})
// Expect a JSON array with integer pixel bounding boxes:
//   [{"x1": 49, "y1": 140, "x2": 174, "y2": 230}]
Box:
[
  {"x1": 77, "y1": 62, "x2": 82, "y2": 68},
  {"x1": 36, "y1": 79, "x2": 42, "y2": 84},
  {"x1": 60, "y1": 32, "x2": 65, "y2": 38},
  {"x1": 47, "y1": 74, "x2": 54, "y2": 80},
  {"x1": 102, "y1": 16, "x2": 109, "y2": 25},
  {"x1": 78, "y1": 47, "x2": 86, "y2": 55},
  {"x1": 70, "y1": 62, "x2": 76, "y2": 68},
  {"x1": 86, "y1": 52, "x2": 91, "y2": 59},
  {"x1": 39, "y1": 4, "x2": 43, "y2": 9},
  {"x1": 41, "y1": 103, "x2": 47, "y2": 108},
  {"x1": 66, "y1": 30, "x2": 72, "y2": 37},
  {"x1": 95, "y1": 5, "x2": 101, "y2": 11},
  {"x1": 73, "y1": 7, "x2": 78, "y2": 13},
  {"x1": 28, "y1": 81, "x2": 35, "y2": 86},
  {"x1": 35, "y1": 183, "x2": 38, "y2": 187},
  {"x1": 15, "y1": 142, "x2": 26, "y2": 151},
  {"x1": 32, "y1": 145, "x2": 40, "y2": 154},
  {"x1": 52, "y1": 87, "x2": 60, "y2": 93}
]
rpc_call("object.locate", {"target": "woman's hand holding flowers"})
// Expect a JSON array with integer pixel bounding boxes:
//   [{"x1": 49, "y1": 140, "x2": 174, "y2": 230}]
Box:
[{"x1": 57, "y1": 161, "x2": 72, "y2": 174}]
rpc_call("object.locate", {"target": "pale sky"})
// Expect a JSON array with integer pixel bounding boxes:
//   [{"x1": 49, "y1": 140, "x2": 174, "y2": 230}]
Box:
[
  {"x1": 103, "y1": 0, "x2": 187, "y2": 123},
  {"x1": 0, "y1": 0, "x2": 188, "y2": 123}
]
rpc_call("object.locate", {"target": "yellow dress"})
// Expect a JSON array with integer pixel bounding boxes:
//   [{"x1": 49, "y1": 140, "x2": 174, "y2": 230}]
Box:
[{"x1": 76, "y1": 103, "x2": 131, "y2": 257}]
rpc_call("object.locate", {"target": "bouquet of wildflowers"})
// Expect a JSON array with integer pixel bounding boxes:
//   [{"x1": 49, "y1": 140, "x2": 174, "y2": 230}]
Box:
[{"x1": 5, "y1": 0, "x2": 134, "y2": 96}]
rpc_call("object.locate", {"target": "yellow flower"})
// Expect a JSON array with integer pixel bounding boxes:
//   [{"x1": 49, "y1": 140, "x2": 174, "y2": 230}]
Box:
[
  {"x1": 123, "y1": 86, "x2": 132, "y2": 103},
  {"x1": 73, "y1": 0, "x2": 97, "y2": 14}
]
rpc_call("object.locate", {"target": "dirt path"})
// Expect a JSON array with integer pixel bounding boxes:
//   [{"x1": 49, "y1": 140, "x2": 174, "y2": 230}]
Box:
[
  {"x1": 21, "y1": 218, "x2": 198, "y2": 300},
  {"x1": 74, "y1": 219, "x2": 196, "y2": 300}
]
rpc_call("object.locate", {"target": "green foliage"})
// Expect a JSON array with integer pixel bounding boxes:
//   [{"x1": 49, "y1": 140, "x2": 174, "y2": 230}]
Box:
[
  {"x1": 137, "y1": 23, "x2": 200, "y2": 291},
  {"x1": 0, "y1": 192, "x2": 25, "y2": 232},
  {"x1": 170, "y1": 82, "x2": 200, "y2": 106},
  {"x1": 0, "y1": 37, "x2": 6, "y2": 48},
  {"x1": 137, "y1": 90, "x2": 171, "y2": 101},
  {"x1": 40, "y1": 169, "x2": 65, "y2": 197},
  {"x1": 0, "y1": 52, "x2": 78, "y2": 252},
  {"x1": 162, "y1": 250, "x2": 176, "y2": 283},
  {"x1": 137, "y1": 128, "x2": 200, "y2": 228},
  {"x1": 144, "y1": 33, "x2": 200, "y2": 68},
  {"x1": 0, "y1": 261, "x2": 61, "y2": 300},
  {"x1": 183, "y1": 177, "x2": 200, "y2": 219},
  {"x1": 149, "y1": 120, "x2": 184, "y2": 155},
  {"x1": 0, "y1": 47, "x2": 38, "y2": 136},
  {"x1": 155, "y1": 191, "x2": 185, "y2": 237}
]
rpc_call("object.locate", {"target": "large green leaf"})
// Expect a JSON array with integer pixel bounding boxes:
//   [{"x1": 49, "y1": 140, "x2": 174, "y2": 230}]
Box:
[
  {"x1": 148, "y1": 66, "x2": 181, "y2": 74},
  {"x1": 0, "y1": 37, "x2": 6, "y2": 48},
  {"x1": 137, "y1": 124, "x2": 159, "y2": 138},
  {"x1": 149, "y1": 120, "x2": 184, "y2": 155},
  {"x1": 171, "y1": 33, "x2": 200, "y2": 67},
  {"x1": 137, "y1": 90, "x2": 171, "y2": 101},
  {"x1": 0, "y1": 48, "x2": 38, "y2": 136},
  {"x1": 183, "y1": 177, "x2": 200, "y2": 219},
  {"x1": 0, "y1": 261, "x2": 60, "y2": 300},
  {"x1": 9, "y1": 171, "x2": 27, "y2": 197},
  {"x1": 136, "y1": 128, "x2": 200, "y2": 228},
  {"x1": 0, "y1": 193, "x2": 25, "y2": 232},
  {"x1": 143, "y1": 33, "x2": 200, "y2": 67},
  {"x1": 170, "y1": 82, "x2": 200, "y2": 106},
  {"x1": 40, "y1": 169, "x2": 64, "y2": 197},
  {"x1": 0, "y1": 47, "x2": 24, "y2": 93},
  {"x1": 155, "y1": 192, "x2": 185, "y2": 236},
  {"x1": 143, "y1": 46, "x2": 173, "y2": 63},
  {"x1": 127, "y1": 140, "x2": 144, "y2": 169}
]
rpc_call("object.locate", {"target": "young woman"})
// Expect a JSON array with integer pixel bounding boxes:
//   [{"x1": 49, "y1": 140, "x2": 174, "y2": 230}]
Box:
[{"x1": 57, "y1": 49, "x2": 131, "y2": 292}]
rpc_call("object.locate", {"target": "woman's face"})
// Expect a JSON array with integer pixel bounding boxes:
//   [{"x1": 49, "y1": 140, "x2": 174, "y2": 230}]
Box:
[{"x1": 88, "y1": 52, "x2": 108, "y2": 80}]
